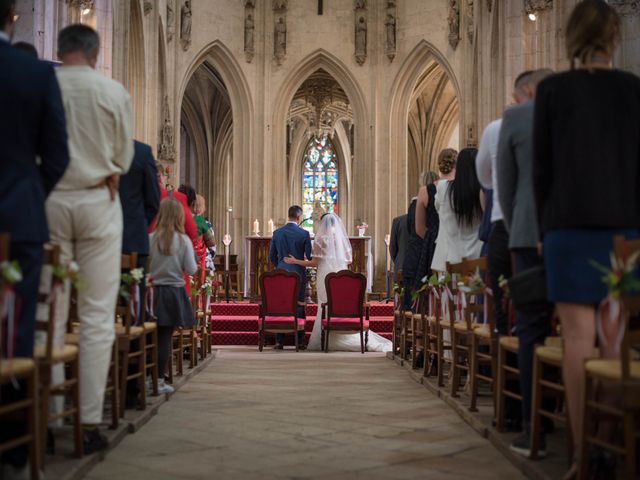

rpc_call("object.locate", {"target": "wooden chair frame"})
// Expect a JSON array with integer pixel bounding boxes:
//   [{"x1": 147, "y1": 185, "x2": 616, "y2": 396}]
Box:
[
  {"x1": 34, "y1": 245, "x2": 82, "y2": 467},
  {"x1": 322, "y1": 270, "x2": 369, "y2": 354},
  {"x1": 258, "y1": 270, "x2": 302, "y2": 352}
]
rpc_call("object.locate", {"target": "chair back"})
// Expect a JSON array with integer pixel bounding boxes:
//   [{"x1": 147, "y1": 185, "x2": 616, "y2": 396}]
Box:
[
  {"x1": 325, "y1": 270, "x2": 366, "y2": 318},
  {"x1": 613, "y1": 236, "x2": 640, "y2": 380},
  {"x1": 35, "y1": 244, "x2": 61, "y2": 361},
  {"x1": 260, "y1": 269, "x2": 299, "y2": 317},
  {"x1": 117, "y1": 252, "x2": 138, "y2": 334}
]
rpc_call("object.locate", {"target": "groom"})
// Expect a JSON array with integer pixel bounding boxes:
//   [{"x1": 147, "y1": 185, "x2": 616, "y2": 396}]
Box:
[{"x1": 269, "y1": 205, "x2": 312, "y2": 349}]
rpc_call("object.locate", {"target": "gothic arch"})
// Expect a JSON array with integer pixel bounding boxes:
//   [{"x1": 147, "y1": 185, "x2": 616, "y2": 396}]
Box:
[
  {"x1": 388, "y1": 40, "x2": 462, "y2": 208},
  {"x1": 272, "y1": 49, "x2": 369, "y2": 230},
  {"x1": 178, "y1": 40, "x2": 254, "y2": 243}
]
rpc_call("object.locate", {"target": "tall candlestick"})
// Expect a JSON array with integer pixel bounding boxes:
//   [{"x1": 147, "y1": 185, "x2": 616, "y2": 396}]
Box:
[
  {"x1": 253, "y1": 219, "x2": 260, "y2": 236},
  {"x1": 385, "y1": 234, "x2": 391, "y2": 271},
  {"x1": 268, "y1": 219, "x2": 275, "y2": 235}
]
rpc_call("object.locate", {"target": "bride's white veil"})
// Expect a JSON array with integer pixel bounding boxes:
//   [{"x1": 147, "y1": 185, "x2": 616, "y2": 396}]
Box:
[{"x1": 313, "y1": 213, "x2": 352, "y2": 266}]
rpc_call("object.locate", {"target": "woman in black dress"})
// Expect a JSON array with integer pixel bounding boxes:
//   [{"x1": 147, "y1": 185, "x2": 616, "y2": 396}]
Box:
[
  {"x1": 414, "y1": 170, "x2": 440, "y2": 289},
  {"x1": 533, "y1": 1, "x2": 640, "y2": 475}
]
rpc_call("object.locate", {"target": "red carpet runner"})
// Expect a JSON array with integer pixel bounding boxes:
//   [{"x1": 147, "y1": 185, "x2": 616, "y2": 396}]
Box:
[{"x1": 210, "y1": 301, "x2": 394, "y2": 346}]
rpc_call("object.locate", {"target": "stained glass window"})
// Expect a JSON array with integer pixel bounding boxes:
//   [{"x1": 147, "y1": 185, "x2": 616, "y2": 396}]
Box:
[{"x1": 301, "y1": 137, "x2": 338, "y2": 231}]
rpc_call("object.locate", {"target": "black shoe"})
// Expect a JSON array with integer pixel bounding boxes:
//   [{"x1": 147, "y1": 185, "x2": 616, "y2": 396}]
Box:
[
  {"x1": 298, "y1": 345, "x2": 307, "y2": 351},
  {"x1": 509, "y1": 431, "x2": 546, "y2": 458},
  {"x1": 83, "y1": 428, "x2": 109, "y2": 455},
  {"x1": 415, "y1": 351, "x2": 424, "y2": 369},
  {"x1": 588, "y1": 448, "x2": 617, "y2": 480},
  {"x1": 273, "y1": 344, "x2": 284, "y2": 350}
]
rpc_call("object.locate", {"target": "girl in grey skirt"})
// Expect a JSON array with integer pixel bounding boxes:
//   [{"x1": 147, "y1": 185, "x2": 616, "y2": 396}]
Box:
[{"x1": 149, "y1": 198, "x2": 197, "y2": 394}]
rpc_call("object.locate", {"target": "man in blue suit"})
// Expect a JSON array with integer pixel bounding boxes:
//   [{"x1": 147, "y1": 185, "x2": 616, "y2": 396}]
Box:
[
  {"x1": 269, "y1": 205, "x2": 312, "y2": 349},
  {"x1": 0, "y1": 0, "x2": 70, "y2": 474}
]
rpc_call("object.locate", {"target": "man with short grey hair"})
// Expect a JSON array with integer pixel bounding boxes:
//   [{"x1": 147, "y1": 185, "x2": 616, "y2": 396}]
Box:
[{"x1": 46, "y1": 23, "x2": 133, "y2": 454}]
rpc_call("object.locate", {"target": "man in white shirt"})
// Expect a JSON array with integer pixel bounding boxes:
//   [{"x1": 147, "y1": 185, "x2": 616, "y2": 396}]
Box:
[
  {"x1": 46, "y1": 24, "x2": 133, "y2": 454},
  {"x1": 475, "y1": 117, "x2": 511, "y2": 335}
]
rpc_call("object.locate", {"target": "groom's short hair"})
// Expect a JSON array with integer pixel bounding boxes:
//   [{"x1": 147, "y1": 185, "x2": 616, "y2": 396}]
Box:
[{"x1": 288, "y1": 205, "x2": 303, "y2": 219}]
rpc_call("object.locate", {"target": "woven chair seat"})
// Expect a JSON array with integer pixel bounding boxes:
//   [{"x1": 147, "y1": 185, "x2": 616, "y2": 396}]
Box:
[
  {"x1": 473, "y1": 324, "x2": 491, "y2": 338},
  {"x1": 499, "y1": 336, "x2": 519, "y2": 351},
  {"x1": 536, "y1": 345, "x2": 563, "y2": 363},
  {"x1": 34, "y1": 344, "x2": 78, "y2": 363},
  {"x1": 143, "y1": 322, "x2": 158, "y2": 331},
  {"x1": 586, "y1": 359, "x2": 640, "y2": 380},
  {"x1": 0, "y1": 358, "x2": 35, "y2": 381},
  {"x1": 115, "y1": 324, "x2": 144, "y2": 337}
]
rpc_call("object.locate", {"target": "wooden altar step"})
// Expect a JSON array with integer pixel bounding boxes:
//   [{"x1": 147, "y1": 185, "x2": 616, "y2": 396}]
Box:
[{"x1": 209, "y1": 301, "x2": 394, "y2": 346}]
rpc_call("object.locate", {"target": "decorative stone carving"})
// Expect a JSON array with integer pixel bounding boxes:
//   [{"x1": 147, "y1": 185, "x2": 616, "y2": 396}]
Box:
[
  {"x1": 355, "y1": 16, "x2": 367, "y2": 65},
  {"x1": 524, "y1": 0, "x2": 553, "y2": 14},
  {"x1": 448, "y1": 0, "x2": 460, "y2": 50},
  {"x1": 466, "y1": 0, "x2": 474, "y2": 43},
  {"x1": 354, "y1": 0, "x2": 367, "y2": 65},
  {"x1": 158, "y1": 96, "x2": 175, "y2": 161},
  {"x1": 487, "y1": 0, "x2": 492, "y2": 11},
  {"x1": 68, "y1": 0, "x2": 94, "y2": 12},
  {"x1": 244, "y1": 0, "x2": 255, "y2": 63},
  {"x1": 143, "y1": 1, "x2": 152, "y2": 15},
  {"x1": 610, "y1": 0, "x2": 640, "y2": 16},
  {"x1": 273, "y1": 0, "x2": 287, "y2": 65},
  {"x1": 180, "y1": 1, "x2": 192, "y2": 51},
  {"x1": 384, "y1": 1, "x2": 397, "y2": 62},
  {"x1": 167, "y1": 3, "x2": 175, "y2": 42}
]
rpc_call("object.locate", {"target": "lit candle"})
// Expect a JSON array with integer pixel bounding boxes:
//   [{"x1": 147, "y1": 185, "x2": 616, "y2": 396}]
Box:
[
  {"x1": 268, "y1": 219, "x2": 275, "y2": 235},
  {"x1": 253, "y1": 219, "x2": 260, "y2": 235}
]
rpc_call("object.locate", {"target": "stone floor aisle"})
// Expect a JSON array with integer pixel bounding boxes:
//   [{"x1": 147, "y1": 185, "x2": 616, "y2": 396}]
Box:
[{"x1": 86, "y1": 348, "x2": 524, "y2": 480}]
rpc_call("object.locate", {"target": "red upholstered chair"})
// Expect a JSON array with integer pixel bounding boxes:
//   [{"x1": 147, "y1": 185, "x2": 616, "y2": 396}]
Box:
[
  {"x1": 323, "y1": 270, "x2": 369, "y2": 354},
  {"x1": 259, "y1": 270, "x2": 303, "y2": 352}
]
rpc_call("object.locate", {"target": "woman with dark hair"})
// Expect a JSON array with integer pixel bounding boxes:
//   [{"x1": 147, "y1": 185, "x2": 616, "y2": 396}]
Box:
[
  {"x1": 533, "y1": 1, "x2": 640, "y2": 475},
  {"x1": 413, "y1": 170, "x2": 440, "y2": 288},
  {"x1": 431, "y1": 148, "x2": 483, "y2": 273}
]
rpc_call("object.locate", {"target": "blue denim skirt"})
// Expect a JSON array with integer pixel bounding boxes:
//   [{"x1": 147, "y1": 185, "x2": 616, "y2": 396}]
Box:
[{"x1": 544, "y1": 228, "x2": 639, "y2": 304}]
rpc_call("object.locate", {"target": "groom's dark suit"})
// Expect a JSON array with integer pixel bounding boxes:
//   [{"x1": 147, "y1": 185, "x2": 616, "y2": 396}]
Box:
[{"x1": 269, "y1": 221, "x2": 312, "y2": 344}]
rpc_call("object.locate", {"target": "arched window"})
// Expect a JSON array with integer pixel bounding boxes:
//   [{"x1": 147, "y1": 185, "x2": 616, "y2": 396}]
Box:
[{"x1": 301, "y1": 137, "x2": 338, "y2": 230}]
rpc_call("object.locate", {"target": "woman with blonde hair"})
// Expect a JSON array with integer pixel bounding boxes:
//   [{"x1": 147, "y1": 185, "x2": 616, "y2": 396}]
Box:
[
  {"x1": 149, "y1": 199, "x2": 198, "y2": 394},
  {"x1": 533, "y1": 1, "x2": 640, "y2": 476}
]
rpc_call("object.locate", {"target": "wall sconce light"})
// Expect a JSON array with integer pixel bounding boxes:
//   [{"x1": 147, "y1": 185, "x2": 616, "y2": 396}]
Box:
[
  {"x1": 13, "y1": 14, "x2": 19, "y2": 21},
  {"x1": 528, "y1": 13, "x2": 537, "y2": 21},
  {"x1": 82, "y1": 7, "x2": 91, "y2": 15}
]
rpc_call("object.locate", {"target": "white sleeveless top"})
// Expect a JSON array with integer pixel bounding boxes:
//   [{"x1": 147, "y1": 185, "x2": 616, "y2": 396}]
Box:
[{"x1": 431, "y1": 180, "x2": 482, "y2": 272}]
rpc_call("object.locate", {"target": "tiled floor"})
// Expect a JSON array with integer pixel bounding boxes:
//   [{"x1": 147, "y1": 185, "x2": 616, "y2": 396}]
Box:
[{"x1": 85, "y1": 348, "x2": 524, "y2": 479}]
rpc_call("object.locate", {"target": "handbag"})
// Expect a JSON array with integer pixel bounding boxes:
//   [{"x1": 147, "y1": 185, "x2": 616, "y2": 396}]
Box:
[
  {"x1": 203, "y1": 228, "x2": 216, "y2": 248},
  {"x1": 507, "y1": 265, "x2": 552, "y2": 314}
]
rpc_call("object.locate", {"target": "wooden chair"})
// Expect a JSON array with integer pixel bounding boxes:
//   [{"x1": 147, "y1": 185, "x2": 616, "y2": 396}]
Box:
[
  {"x1": 400, "y1": 309, "x2": 413, "y2": 361},
  {"x1": 116, "y1": 253, "x2": 146, "y2": 416},
  {"x1": 447, "y1": 258, "x2": 486, "y2": 398},
  {"x1": 140, "y1": 260, "x2": 159, "y2": 397},
  {"x1": 322, "y1": 270, "x2": 369, "y2": 354},
  {"x1": 258, "y1": 270, "x2": 303, "y2": 352},
  {"x1": 577, "y1": 236, "x2": 640, "y2": 478},
  {"x1": 496, "y1": 335, "x2": 521, "y2": 431},
  {"x1": 436, "y1": 262, "x2": 458, "y2": 388},
  {"x1": 392, "y1": 272, "x2": 404, "y2": 356},
  {"x1": 423, "y1": 283, "x2": 443, "y2": 379},
  {"x1": 530, "y1": 336, "x2": 575, "y2": 460},
  {"x1": 33, "y1": 245, "x2": 82, "y2": 466},
  {"x1": 0, "y1": 233, "x2": 40, "y2": 479}
]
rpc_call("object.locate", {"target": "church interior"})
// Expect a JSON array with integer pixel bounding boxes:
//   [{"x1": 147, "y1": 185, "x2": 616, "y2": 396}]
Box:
[{"x1": 2, "y1": 0, "x2": 640, "y2": 479}]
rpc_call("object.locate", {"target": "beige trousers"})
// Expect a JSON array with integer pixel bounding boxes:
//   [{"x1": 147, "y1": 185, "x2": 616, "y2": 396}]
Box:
[{"x1": 46, "y1": 188, "x2": 122, "y2": 424}]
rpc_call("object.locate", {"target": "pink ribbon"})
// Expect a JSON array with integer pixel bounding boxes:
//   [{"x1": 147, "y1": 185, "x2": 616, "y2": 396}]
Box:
[
  {"x1": 428, "y1": 286, "x2": 439, "y2": 318},
  {"x1": 145, "y1": 284, "x2": 155, "y2": 320},
  {"x1": 482, "y1": 287, "x2": 493, "y2": 325},
  {"x1": 130, "y1": 283, "x2": 140, "y2": 326},
  {"x1": 0, "y1": 286, "x2": 16, "y2": 362}
]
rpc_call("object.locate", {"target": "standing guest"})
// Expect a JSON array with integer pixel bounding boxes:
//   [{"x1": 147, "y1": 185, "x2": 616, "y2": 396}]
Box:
[
  {"x1": 194, "y1": 194, "x2": 216, "y2": 272},
  {"x1": 533, "y1": 1, "x2": 640, "y2": 475},
  {"x1": 150, "y1": 166, "x2": 197, "y2": 241},
  {"x1": 12, "y1": 41, "x2": 37, "y2": 57},
  {"x1": 149, "y1": 199, "x2": 197, "y2": 394},
  {"x1": 120, "y1": 140, "x2": 161, "y2": 294},
  {"x1": 497, "y1": 68, "x2": 553, "y2": 457},
  {"x1": 401, "y1": 198, "x2": 420, "y2": 310},
  {"x1": 46, "y1": 24, "x2": 133, "y2": 454},
  {"x1": 389, "y1": 213, "x2": 408, "y2": 280},
  {"x1": 431, "y1": 148, "x2": 483, "y2": 273},
  {"x1": 0, "y1": 0, "x2": 69, "y2": 474},
  {"x1": 178, "y1": 184, "x2": 206, "y2": 274},
  {"x1": 414, "y1": 170, "x2": 440, "y2": 287}
]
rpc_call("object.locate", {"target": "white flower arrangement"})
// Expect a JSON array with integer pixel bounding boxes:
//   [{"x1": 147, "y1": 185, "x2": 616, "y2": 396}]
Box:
[{"x1": 0, "y1": 260, "x2": 22, "y2": 285}]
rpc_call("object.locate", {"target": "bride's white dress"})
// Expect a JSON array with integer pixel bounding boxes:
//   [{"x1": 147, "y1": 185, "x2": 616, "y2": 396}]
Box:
[{"x1": 305, "y1": 215, "x2": 392, "y2": 352}]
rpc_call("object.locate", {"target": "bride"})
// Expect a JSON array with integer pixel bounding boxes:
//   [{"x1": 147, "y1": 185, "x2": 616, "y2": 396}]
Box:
[{"x1": 285, "y1": 213, "x2": 392, "y2": 352}]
